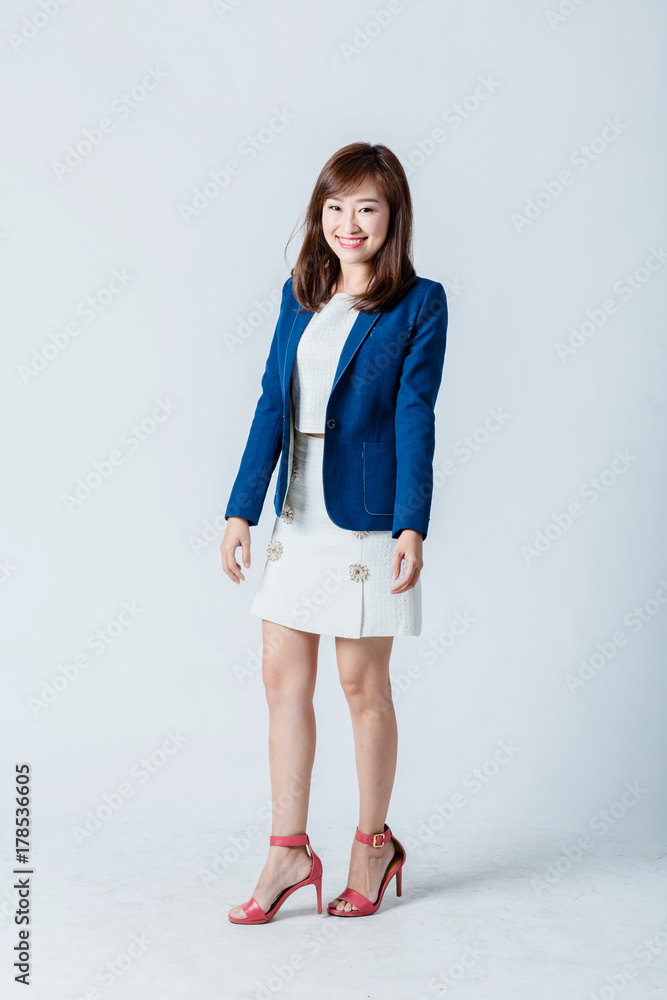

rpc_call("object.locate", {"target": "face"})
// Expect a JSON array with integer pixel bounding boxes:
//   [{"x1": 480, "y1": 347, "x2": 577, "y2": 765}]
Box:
[{"x1": 321, "y1": 178, "x2": 390, "y2": 267}]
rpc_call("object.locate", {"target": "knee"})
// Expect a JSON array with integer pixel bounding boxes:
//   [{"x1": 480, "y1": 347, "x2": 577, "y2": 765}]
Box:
[
  {"x1": 339, "y1": 672, "x2": 393, "y2": 716},
  {"x1": 262, "y1": 661, "x2": 315, "y2": 706}
]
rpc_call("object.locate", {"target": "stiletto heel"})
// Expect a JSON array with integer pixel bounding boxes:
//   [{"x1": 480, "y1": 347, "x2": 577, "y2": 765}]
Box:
[
  {"x1": 327, "y1": 823, "x2": 406, "y2": 917},
  {"x1": 228, "y1": 833, "x2": 324, "y2": 924}
]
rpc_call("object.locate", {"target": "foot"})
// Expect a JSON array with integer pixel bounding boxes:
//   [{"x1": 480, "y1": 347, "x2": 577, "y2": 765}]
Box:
[
  {"x1": 229, "y1": 845, "x2": 314, "y2": 921},
  {"x1": 328, "y1": 836, "x2": 396, "y2": 912}
]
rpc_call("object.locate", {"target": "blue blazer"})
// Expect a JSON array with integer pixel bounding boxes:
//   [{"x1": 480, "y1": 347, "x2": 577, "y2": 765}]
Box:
[{"x1": 225, "y1": 274, "x2": 448, "y2": 540}]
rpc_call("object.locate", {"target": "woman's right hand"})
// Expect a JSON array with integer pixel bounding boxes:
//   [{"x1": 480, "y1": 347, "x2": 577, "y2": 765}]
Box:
[{"x1": 220, "y1": 517, "x2": 251, "y2": 584}]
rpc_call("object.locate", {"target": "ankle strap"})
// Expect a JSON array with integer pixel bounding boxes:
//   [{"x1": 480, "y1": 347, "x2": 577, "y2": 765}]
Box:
[
  {"x1": 270, "y1": 833, "x2": 310, "y2": 847},
  {"x1": 355, "y1": 823, "x2": 391, "y2": 847}
]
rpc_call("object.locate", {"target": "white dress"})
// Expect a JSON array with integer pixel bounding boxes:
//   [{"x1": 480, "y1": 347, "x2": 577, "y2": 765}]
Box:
[{"x1": 249, "y1": 293, "x2": 422, "y2": 638}]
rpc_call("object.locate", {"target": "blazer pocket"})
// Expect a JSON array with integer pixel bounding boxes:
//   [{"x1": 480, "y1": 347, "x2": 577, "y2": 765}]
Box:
[{"x1": 362, "y1": 441, "x2": 397, "y2": 516}]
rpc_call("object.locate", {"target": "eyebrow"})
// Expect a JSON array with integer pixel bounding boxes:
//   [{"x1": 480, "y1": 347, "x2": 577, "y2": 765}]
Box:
[{"x1": 327, "y1": 196, "x2": 381, "y2": 203}]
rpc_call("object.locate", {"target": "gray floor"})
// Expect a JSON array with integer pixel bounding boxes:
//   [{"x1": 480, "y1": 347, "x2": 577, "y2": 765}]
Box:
[{"x1": 16, "y1": 820, "x2": 667, "y2": 999}]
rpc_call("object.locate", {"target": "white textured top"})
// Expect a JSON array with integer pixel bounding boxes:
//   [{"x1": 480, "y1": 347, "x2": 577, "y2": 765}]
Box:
[{"x1": 291, "y1": 293, "x2": 359, "y2": 433}]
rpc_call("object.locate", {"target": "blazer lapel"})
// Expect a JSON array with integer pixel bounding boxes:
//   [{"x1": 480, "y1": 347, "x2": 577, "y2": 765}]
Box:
[{"x1": 282, "y1": 304, "x2": 381, "y2": 408}]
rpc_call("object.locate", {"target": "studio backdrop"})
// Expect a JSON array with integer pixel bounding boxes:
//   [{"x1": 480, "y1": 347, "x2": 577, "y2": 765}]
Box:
[{"x1": 2, "y1": 0, "x2": 666, "y2": 997}]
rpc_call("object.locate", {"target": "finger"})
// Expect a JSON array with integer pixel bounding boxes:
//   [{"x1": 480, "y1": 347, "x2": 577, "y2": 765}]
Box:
[
  {"x1": 390, "y1": 557, "x2": 409, "y2": 592},
  {"x1": 241, "y1": 539, "x2": 251, "y2": 569},
  {"x1": 221, "y1": 552, "x2": 239, "y2": 584},
  {"x1": 222, "y1": 543, "x2": 245, "y2": 583},
  {"x1": 390, "y1": 549, "x2": 404, "y2": 581},
  {"x1": 391, "y1": 559, "x2": 420, "y2": 594}
]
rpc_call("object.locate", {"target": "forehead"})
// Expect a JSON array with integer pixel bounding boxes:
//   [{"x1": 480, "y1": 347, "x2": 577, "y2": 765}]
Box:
[{"x1": 326, "y1": 181, "x2": 384, "y2": 202}]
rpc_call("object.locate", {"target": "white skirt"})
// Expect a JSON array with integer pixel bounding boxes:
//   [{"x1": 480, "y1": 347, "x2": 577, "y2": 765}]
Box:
[{"x1": 250, "y1": 429, "x2": 422, "y2": 638}]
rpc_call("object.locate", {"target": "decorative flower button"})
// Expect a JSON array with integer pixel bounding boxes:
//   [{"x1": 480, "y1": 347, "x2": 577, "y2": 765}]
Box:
[
  {"x1": 290, "y1": 457, "x2": 299, "y2": 482},
  {"x1": 281, "y1": 503, "x2": 294, "y2": 524},
  {"x1": 349, "y1": 563, "x2": 369, "y2": 582},
  {"x1": 267, "y1": 540, "x2": 283, "y2": 561},
  {"x1": 352, "y1": 530, "x2": 370, "y2": 539}
]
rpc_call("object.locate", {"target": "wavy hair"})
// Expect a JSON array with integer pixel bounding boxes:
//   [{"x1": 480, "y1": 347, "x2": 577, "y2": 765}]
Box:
[{"x1": 286, "y1": 142, "x2": 417, "y2": 314}]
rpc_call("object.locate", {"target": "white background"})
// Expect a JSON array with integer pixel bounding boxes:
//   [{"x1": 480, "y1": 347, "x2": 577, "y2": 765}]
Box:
[{"x1": 1, "y1": 1, "x2": 666, "y2": 997}]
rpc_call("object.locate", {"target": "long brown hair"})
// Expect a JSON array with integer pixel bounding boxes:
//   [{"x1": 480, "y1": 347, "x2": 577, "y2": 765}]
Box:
[{"x1": 286, "y1": 142, "x2": 417, "y2": 314}]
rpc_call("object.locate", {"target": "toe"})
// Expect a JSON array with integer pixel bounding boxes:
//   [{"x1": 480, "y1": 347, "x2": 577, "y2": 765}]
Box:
[
  {"x1": 328, "y1": 897, "x2": 357, "y2": 912},
  {"x1": 229, "y1": 905, "x2": 248, "y2": 920}
]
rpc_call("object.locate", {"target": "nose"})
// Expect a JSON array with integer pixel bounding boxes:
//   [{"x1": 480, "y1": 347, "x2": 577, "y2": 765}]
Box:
[
  {"x1": 339, "y1": 222, "x2": 363, "y2": 234},
  {"x1": 337, "y1": 212, "x2": 363, "y2": 234}
]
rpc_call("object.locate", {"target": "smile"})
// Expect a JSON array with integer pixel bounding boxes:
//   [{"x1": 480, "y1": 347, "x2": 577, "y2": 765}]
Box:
[{"x1": 336, "y1": 236, "x2": 367, "y2": 248}]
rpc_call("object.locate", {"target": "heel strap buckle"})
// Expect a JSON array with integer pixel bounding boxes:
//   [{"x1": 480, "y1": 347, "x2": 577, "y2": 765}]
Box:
[{"x1": 355, "y1": 823, "x2": 391, "y2": 847}]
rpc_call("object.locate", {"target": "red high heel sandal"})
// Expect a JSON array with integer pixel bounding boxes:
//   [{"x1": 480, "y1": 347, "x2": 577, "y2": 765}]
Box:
[
  {"x1": 327, "y1": 823, "x2": 406, "y2": 917},
  {"x1": 228, "y1": 833, "x2": 323, "y2": 924}
]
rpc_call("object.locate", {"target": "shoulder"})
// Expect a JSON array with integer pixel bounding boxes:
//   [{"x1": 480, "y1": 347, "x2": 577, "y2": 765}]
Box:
[
  {"x1": 391, "y1": 275, "x2": 446, "y2": 311},
  {"x1": 392, "y1": 276, "x2": 447, "y2": 327},
  {"x1": 413, "y1": 275, "x2": 447, "y2": 319},
  {"x1": 413, "y1": 275, "x2": 446, "y2": 302}
]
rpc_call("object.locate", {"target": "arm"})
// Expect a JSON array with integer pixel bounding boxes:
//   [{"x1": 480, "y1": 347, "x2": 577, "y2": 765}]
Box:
[
  {"x1": 224, "y1": 278, "x2": 291, "y2": 528},
  {"x1": 392, "y1": 281, "x2": 448, "y2": 541}
]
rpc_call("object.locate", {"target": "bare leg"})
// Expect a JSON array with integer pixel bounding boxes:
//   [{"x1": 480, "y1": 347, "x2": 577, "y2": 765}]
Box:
[
  {"x1": 229, "y1": 619, "x2": 320, "y2": 919},
  {"x1": 328, "y1": 634, "x2": 398, "y2": 912}
]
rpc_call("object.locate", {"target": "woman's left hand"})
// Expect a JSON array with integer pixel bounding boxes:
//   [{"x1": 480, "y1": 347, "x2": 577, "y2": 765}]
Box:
[{"x1": 390, "y1": 529, "x2": 424, "y2": 594}]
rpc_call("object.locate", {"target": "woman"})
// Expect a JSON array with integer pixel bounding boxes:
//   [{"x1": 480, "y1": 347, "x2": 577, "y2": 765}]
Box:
[{"x1": 221, "y1": 142, "x2": 448, "y2": 922}]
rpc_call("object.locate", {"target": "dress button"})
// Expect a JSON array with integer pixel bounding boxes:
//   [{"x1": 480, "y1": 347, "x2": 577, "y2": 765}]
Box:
[{"x1": 326, "y1": 418, "x2": 336, "y2": 428}]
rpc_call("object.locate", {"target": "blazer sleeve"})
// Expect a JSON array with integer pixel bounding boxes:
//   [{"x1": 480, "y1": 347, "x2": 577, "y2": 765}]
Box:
[
  {"x1": 224, "y1": 278, "x2": 291, "y2": 528},
  {"x1": 392, "y1": 280, "x2": 448, "y2": 541}
]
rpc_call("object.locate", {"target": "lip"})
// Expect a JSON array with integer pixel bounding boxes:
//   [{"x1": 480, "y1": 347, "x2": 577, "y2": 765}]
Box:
[{"x1": 336, "y1": 236, "x2": 367, "y2": 249}]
